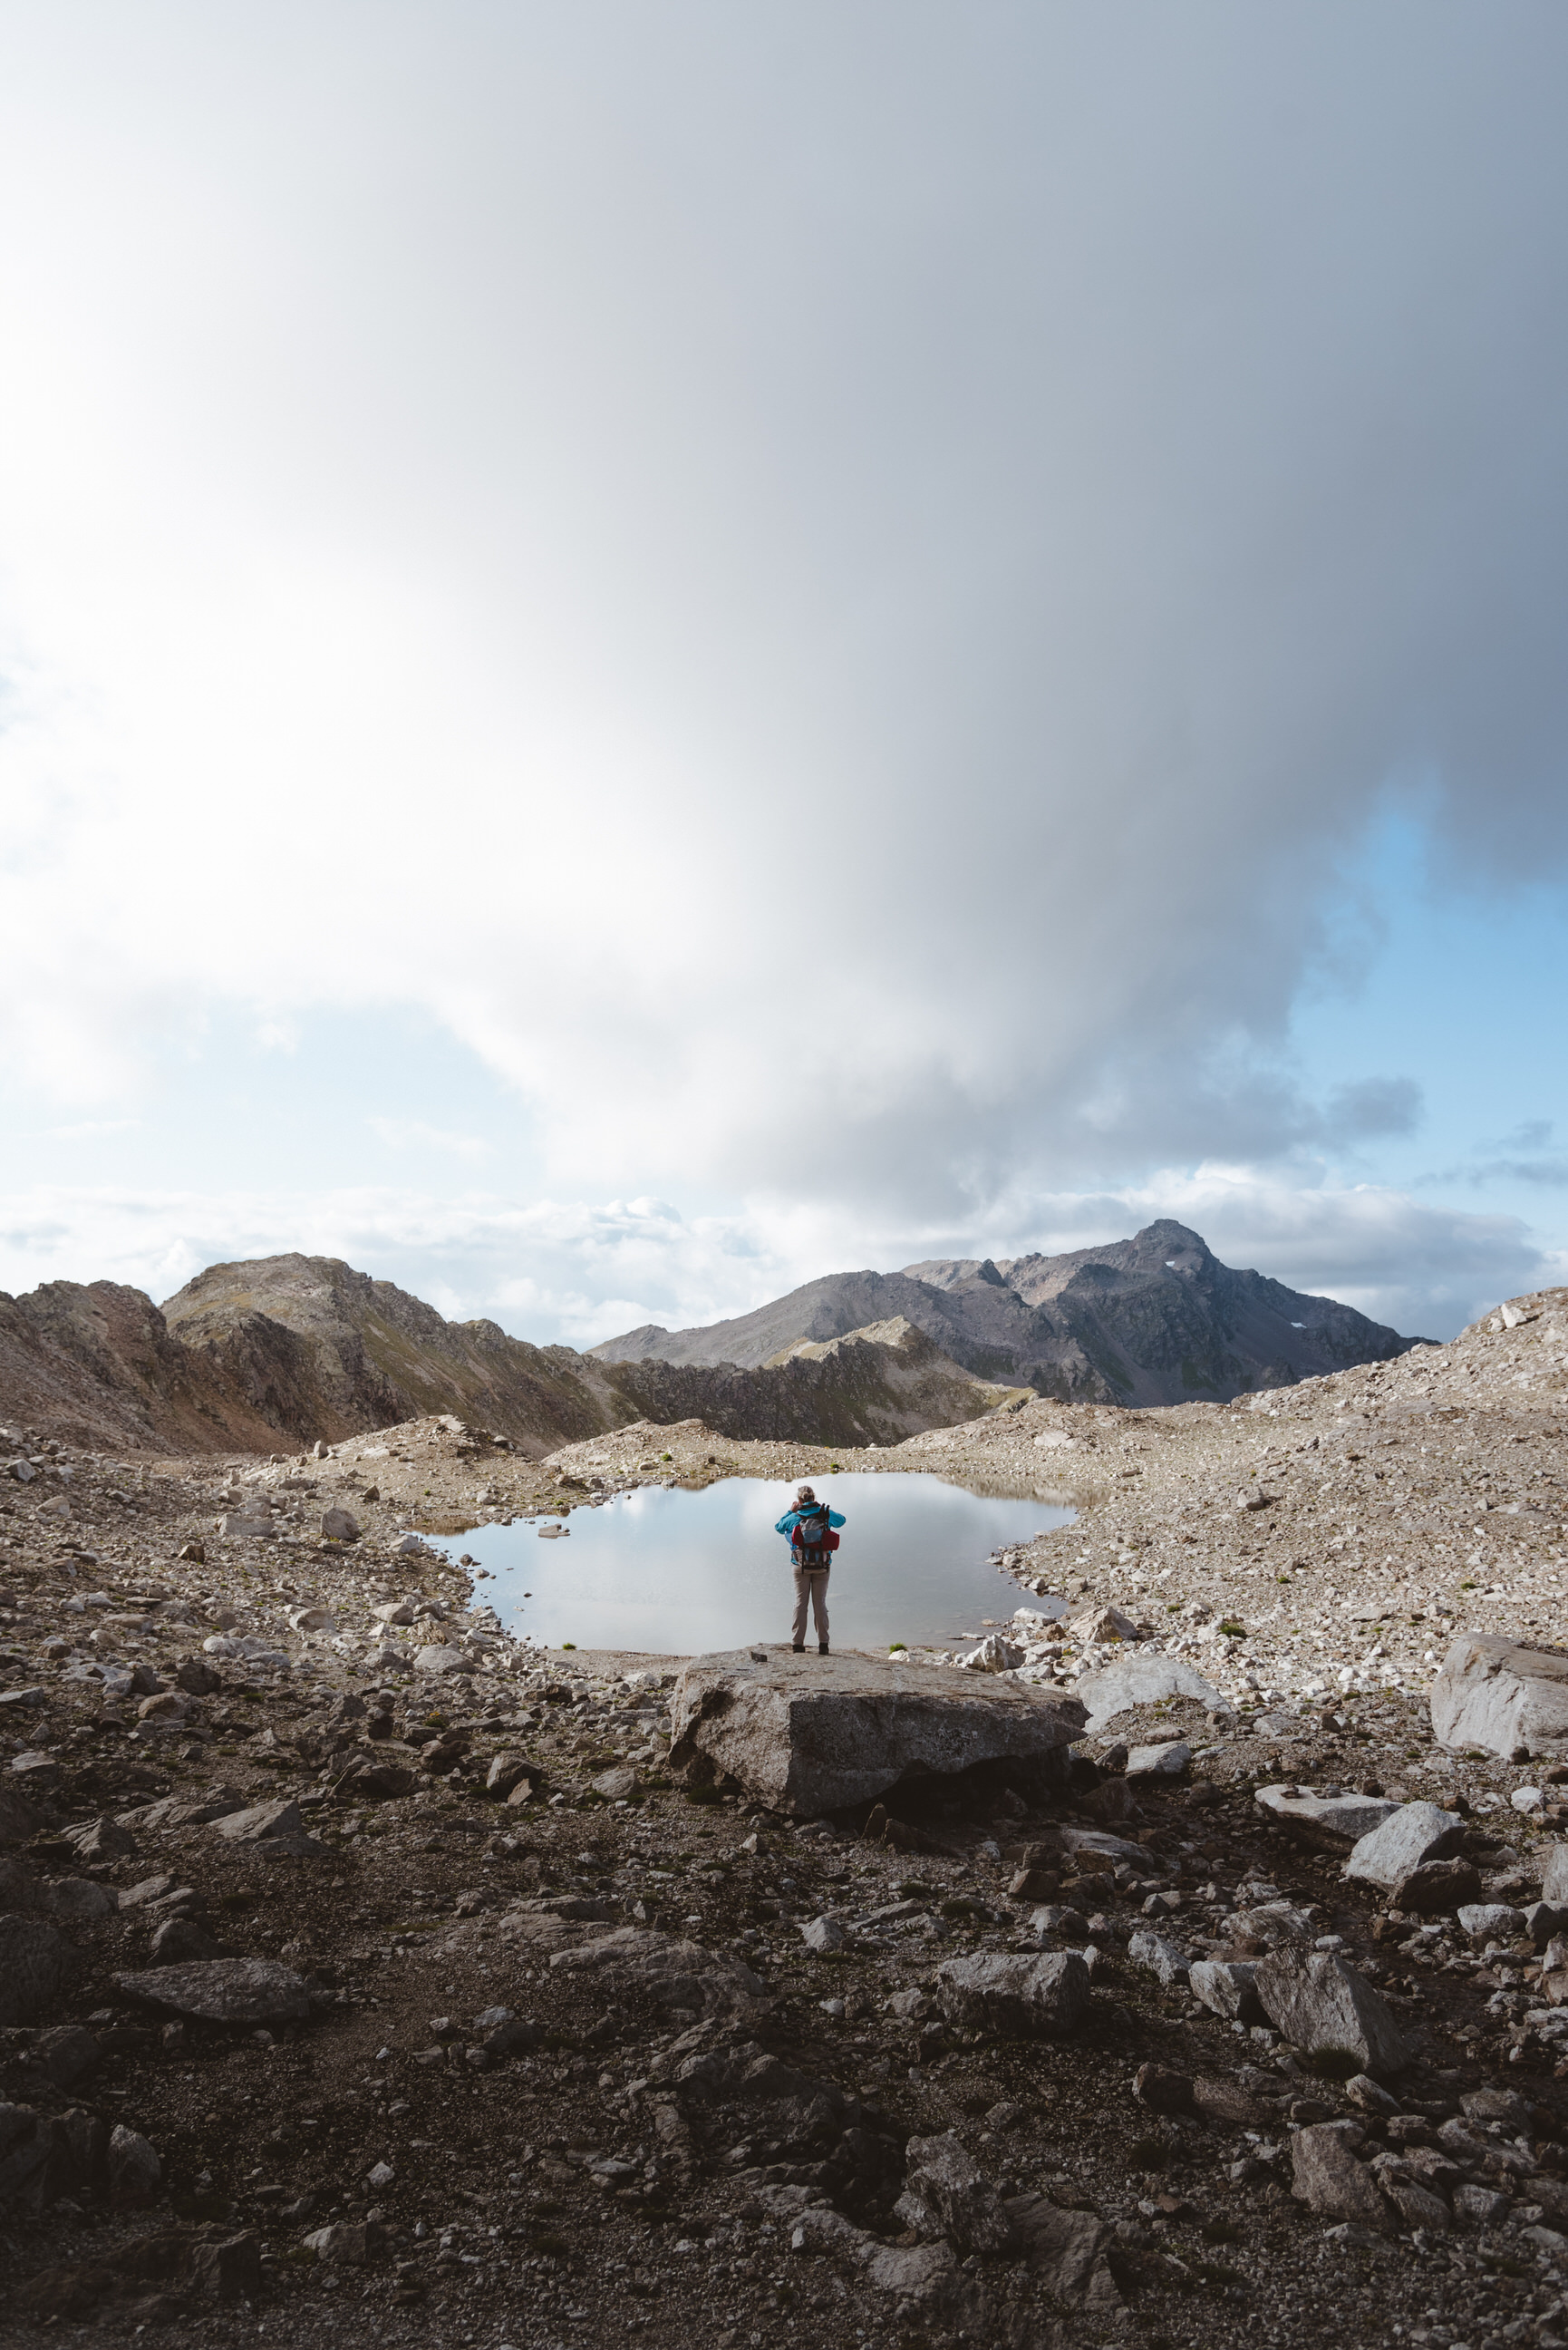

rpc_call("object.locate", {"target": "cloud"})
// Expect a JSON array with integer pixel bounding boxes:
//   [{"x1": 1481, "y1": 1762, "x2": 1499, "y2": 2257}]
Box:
[
  {"x1": 0, "y1": 6, "x2": 1565, "y2": 1229},
  {"x1": 369, "y1": 1118, "x2": 489, "y2": 1162}
]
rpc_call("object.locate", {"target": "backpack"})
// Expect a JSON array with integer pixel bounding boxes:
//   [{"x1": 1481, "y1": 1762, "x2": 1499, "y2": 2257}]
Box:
[{"x1": 793, "y1": 1504, "x2": 838, "y2": 1568}]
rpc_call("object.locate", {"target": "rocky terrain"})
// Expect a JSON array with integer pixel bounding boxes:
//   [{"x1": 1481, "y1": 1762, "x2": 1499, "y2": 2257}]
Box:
[
  {"x1": 0, "y1": 1259, "x2": 1017, "y2": 1459},
  {"x1": 1, "y1": 1289, "x2": 1567, "y2": 2350},
  {"x1": 590, "y1": 1219, "x2": 1417, "y2": 1406}
]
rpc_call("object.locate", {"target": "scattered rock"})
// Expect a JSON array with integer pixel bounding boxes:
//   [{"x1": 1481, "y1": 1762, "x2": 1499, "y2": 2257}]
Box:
[
  {"x1": 1342, "y1": 1801, "x2": 1466, "y2": 1890},
  {"x1": 1188, "y1": 1958, "x2": 1263, "y2": 2021},
  {"x1": 212, "y1": 1799, "x2": 325, "y2": 1857},
  {"x1": 958, "y1": 1634, "x2": 1025, "y2": 1673},
  {"x1": 1290, "y1": 2122, "x2": 1385, "y2": 2226},
  {"x1": 320, "y1": 1508, "x2": 360, "y2": 1543},
  {"x1": 1075, "y1": 1654, "x2": 1228, "y2": 1733},
  {"x1": 1128, "y1": 1929, "x2": 1190, "y2": 1987},
  {"x1": 106, "y1": 2123, "x2": 161, "y2": 2209},
  {"x1": 1126, "y1": 1739, "x2": 1190, "y2": 1778},
  {"x1": 902, "y1": 2132, "x2": 1015, "y2": 2253},
  {"x1": 1255, "y1": 1785, "x2": 1400, "y2": 1849},
  {"x1": 799, "y1": 1915, "x2": 848, "y2": 1952},
  {"x1": 1254, "y1": 1947, "x2": 1409, "y2": 2076},
  {"x1": 62, "y1": 1816, "x2": 136, "y2": 1864},
  {"x1": 0, "y1": 1916, "x2": 78, "y2": 2025},
  {"x1": 934, "y1": 1950, "x2": 1089, "y2": 2037},
  {"x1": 112, "y1": 1958, "x2": 315, "y2": 2025}
]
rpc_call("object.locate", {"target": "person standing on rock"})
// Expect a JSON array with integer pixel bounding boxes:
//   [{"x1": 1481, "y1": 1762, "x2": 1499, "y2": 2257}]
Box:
[{"x1": 776, "y1": 1482, "x2": 845, "y2": 1655}]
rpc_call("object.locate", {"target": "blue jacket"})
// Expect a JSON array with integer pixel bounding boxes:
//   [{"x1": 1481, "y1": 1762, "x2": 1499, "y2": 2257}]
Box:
[{"x1": 776, "y1": 1504, "x2": 846, "y2": 1553}]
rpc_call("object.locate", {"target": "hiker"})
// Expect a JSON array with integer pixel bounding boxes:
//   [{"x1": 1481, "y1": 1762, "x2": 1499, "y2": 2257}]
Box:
[{"x1": 775, "y1": 1481, "x2": 845, "y2": 1655}]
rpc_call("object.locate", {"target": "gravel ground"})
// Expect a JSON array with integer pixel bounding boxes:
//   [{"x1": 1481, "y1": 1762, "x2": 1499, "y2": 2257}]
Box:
[{"x1": 2, "y1": 1293, "x2": 1568, "y2": 2350}]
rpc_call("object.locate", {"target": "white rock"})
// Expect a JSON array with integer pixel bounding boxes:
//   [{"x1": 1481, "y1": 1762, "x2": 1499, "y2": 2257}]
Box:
[
  {"x1": 1431, "y1": 1635, "x2": 1568, "y2": 1758},
  {"x1": 1342, "y1": 1801, "x2": 1466, "y2": 1889},
  {"x1": 1126, "y1": 1740, "x2": 1190, "y2": 1779},
  {"x1": 1075, "y1": 1653, "x2": 1229, "y2": 1732},
  {"x1": 959, "y1": 1634, "x2": 1025, "y2": 1674}
]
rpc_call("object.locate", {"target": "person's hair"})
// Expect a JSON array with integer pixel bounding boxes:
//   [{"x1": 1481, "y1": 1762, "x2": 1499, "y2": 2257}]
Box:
[{"x1": 796, "y1": 1483, "x2": 816, "y2": 1501}]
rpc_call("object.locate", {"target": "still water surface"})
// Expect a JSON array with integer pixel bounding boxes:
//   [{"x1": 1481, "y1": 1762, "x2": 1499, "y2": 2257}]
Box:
[{"x1": 430, "y1": 1471, "x2": 1075, "y2": 1655}]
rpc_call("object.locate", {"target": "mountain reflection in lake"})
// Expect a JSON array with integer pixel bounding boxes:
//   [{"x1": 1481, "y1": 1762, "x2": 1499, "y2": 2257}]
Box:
[{"x1": 431, "y1": 1471, "x2": 1076, "y2": 1656}]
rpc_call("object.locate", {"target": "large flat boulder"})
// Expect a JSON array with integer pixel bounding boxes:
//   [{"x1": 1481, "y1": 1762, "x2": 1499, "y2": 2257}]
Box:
[
  {"x1": 1430, "y1": 1636, "x2": 1568, "y2": 1758},
  {"x1": 1254, "y1": 1786, "x2": 1399, "y2": 1849},
  {"x1": 668, "y1": 1648, "x2": 1085, "y2": 1814}
]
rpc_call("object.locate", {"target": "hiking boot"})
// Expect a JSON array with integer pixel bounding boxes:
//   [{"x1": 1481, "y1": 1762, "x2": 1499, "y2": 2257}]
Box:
[
  {"x1": 818, "y1": 1642, "x2": 829, "y2": 1655},
  {"x1": 791, "y1": 1643, "x2": 804, "y2": 1653}
]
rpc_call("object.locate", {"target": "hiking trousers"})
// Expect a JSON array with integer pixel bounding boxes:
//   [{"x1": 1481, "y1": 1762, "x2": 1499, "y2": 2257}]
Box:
[{"x1": 791, "y1": 1565, "x2": 829, "y2": 1646}]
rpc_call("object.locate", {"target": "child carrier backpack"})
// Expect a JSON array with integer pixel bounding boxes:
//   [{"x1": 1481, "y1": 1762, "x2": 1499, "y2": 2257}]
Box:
[{"x1": 793, "y1": 1503, "x2": 838, "y2": 1569}]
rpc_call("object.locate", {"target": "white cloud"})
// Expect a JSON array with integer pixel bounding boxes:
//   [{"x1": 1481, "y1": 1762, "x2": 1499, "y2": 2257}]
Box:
[
  {"x1": 0, "y1": 7, "x2": 1565, "y2": 1229},
  {"x1": 368, "y1": 1119, "x2": 489, "y2": 1162}
]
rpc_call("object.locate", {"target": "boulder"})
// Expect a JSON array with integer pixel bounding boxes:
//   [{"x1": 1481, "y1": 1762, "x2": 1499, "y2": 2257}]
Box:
[
  {"x1": 61, "y1": 1816, "x2": 136, "y2": 1864},
  {"x1": 1132, "y1": 2063, "x2": 1193, "y2": 2113},
  {"x1": 1542, "y1": 1845, "x2": 1568, "y2": 1908},
  {"x1": 667, "y1": 1648, "x2": 1084, "y2": 1814},
  {"x1": 1463, "y1": 2086, "x2": 1535, "y2": 2132},
  {"x1": 1075, "y1": 1653, "x2": 1228, "y2": 1733},
  {"x1": 903, "y1": 2133, "x2": 1015, "y2": 2253},
  {"x1": 319, "y1": 1509, "x2": 360, "y2": 1543},
  {"x1": 1457, "y1": 1903, "x2": 1526, "y2": 1941},
  {"x1": 958, "y1": 1635, "x2": 1024, "y2": 1673},
  {"x1": 113, "y1": 1957, "x2": 314, "y2": 2025},
  {"x1": 1127, "y1": 1930, "x2": 1190, "y2": 1987},
  {"x1": 0, "y1": 1916, "x2": 78, "y2": 2025},
  {"x1": 1189, "y1": 1958, "x2": 1263, "y2": 2022},
  {"x1": 1254, "y1": 1948, "x2": 1409, "y2": 2077},
  {"x1": 1343, "y1": 1801, "x2": 1467, "y2": 1890},
  {"x1": 414, "y1": 1646, "x2": 474, "y2": 1676},
  {"x1": 212, "y1": 1800, "x2": 325, "y2": 1857},
  {"x1": 1431, "y1": 1635, "x2": 1568, "y2": 1759},
  {"x1": 590, "y1": 1766, "x2": 638, "y2": 1802},
  {"x1": 546, "y1": 1926, "x2": 764, "y2": 2022},
  {"x1": 934, "y1": 1951, "x2": 1089, "y2": 2038},
  {"x1": 0, "y1": 1787, "x2": 49, "y2": 1845},
  {"x1": 799, "y1": 1915, "x2": 848, "y2": 1953},
  {"x1": 44, "y1": 1879, "x2": 117, "y2": 1922},
  {"x1": 1003, "y1": 2195, "x2": 1123, "y2": 2314},
  {"x1": 1395, "y1": 1860, "x2": 1484, "y2": 1915},
  {"x1": 106, "y1": 2123, "x2": 161, "y2": 2209},
  {"x1": 1254, "y1": 1786, "x2": 1399, "y2": 1849},
  {"x1": 1127, "y1": 1740, "x2": 1190, "y2": 1779},
  {"x1": 1290, "y1": 2123, "x2": 1385, "y2": 2227}
]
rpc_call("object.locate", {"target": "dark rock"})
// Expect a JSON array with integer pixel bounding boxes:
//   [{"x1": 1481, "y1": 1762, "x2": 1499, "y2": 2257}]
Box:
[
  {"x1": 1392, "y1": 1860, "x2": 1483, "y2": 1915},
  {"x1": 935, "y1": 1950, "x2": 1089, "y2": 2038},
  {"x1": 113, "y1": 1957, "x2": 314, "y2": 2025},
  {"x1": 0, "y1": 1915, "x2": 78, "y2": 2025},
  {"x1": 106, "y1": 2122, "x2": 161, "y2": 2209},
  {"x1": 902, "y1": 2133, "x2": 1015, "y2": 2253},
  {"x1": 1254, "y1": 1947, "x2": 1409, "y2": 2076},
  {"x1": 1290, "y1": 2122, "x2": 1385, "y2": 2227},
  {"x1": 1133, "y1": 2063, "x2": 1193, "y2": 2114}
]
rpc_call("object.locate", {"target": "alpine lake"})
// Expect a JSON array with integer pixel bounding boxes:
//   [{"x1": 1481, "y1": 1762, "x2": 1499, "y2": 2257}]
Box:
[{"x1": 429, "y1": 1471, "x2": 1077, "y2": 1656}]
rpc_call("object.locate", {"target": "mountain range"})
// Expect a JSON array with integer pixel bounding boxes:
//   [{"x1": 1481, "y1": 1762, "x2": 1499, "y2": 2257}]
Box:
[
  {"x1": 0, "y1": 1220, "x2": 1416, "y2": 1456},
  {"x1": 589, "y1": 1218, "x2": 1416, "y2": 1405}
]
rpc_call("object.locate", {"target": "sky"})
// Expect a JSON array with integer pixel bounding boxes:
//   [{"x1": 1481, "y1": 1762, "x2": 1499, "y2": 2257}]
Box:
[{"x1": 3, "y1": 1, "x2": 1567, "y2": 1348}]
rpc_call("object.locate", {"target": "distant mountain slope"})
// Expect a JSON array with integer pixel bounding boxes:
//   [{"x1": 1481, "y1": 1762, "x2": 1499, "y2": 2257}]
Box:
[
  {"x1": 0, "y1": 1257, "x2": 1019, "y2": 1453},
  {"x1": 590, "y1": 1218, "x2": 1417, "y2": 1404}
]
